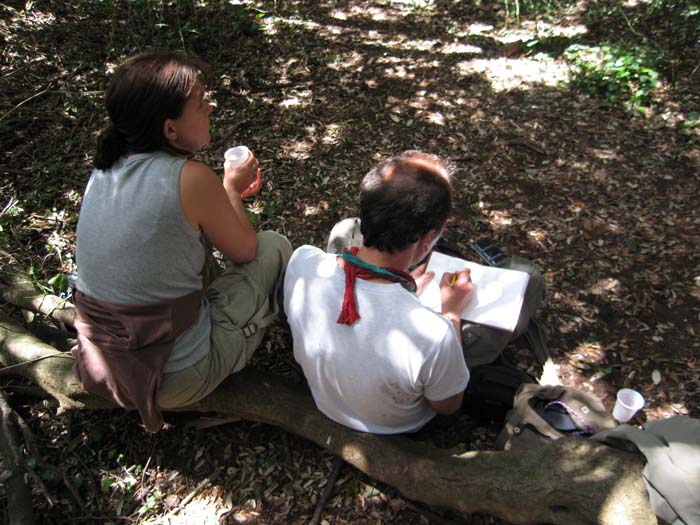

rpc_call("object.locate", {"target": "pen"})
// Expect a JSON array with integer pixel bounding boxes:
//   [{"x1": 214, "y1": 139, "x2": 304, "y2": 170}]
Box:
[{"x1": 450, "y1": 272, "x2": 458, "y2": 288}]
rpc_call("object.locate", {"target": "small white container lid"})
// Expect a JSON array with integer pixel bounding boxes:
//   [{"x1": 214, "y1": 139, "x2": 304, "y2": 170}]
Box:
[{"x1": 224, "y1": 145, "x2": 250, "y2": 167}]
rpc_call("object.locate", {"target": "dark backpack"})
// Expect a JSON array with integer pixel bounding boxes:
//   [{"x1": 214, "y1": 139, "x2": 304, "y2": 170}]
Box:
[{"x1": 461, "y1": 358, "x2": 536, "y2": 422}]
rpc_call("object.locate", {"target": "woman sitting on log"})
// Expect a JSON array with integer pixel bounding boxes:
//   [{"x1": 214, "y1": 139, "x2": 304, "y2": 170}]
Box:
[{"x1": 72, "y1": 50, "x2": 291, "y2": 432}]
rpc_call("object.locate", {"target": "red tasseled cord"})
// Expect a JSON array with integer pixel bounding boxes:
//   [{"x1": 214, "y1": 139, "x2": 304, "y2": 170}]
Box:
[{"x1": 337, "y1": 258, "x2": 379, "y2": 325}]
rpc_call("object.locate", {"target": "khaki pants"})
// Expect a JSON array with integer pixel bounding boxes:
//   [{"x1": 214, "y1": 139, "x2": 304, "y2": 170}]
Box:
[
  {"x1": 460, "y1": 255, "x2": 544, "y2": 368},
  {"x1": 158, "y1": 231, "x2": 292, "y2": 409}
]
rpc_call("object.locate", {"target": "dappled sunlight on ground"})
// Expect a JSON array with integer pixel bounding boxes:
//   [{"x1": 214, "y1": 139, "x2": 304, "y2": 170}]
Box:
[
  {"x1": 457, "y1": 56, "x2": 570, "y2": 91},
  {"x1": 493, "y1": 20, "x2": 588, "y2": 43},
  {"x1": 142, "y1": 488, "x2": 232, "y2": 525}
]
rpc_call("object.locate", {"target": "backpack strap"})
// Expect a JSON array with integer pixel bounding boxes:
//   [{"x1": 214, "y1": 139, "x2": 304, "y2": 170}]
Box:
[
  {"x1": 524, "y1": 317, "x2": 550, "y2": 366},
  {"x1": 543, "y1": 400, "x2": 597, "y2": 435}
]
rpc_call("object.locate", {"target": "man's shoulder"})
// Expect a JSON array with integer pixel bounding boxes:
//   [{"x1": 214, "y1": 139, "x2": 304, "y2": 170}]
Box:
[
  {"x1": 364, "y1": 287, "x2": 454, "y2": 341},
  {"x1": 292, "y1": 244, "x2": 323, "y2": 256},
  {"x1": 286, "y1": 245, "x2": 336, "y2": 283},
  {"x1": 289, "y1": 244, "x2": 326, "y2": 266}
]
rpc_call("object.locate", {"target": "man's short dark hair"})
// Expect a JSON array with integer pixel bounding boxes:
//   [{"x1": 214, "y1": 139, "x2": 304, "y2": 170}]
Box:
[{"x1": 359, "y1": 151, "x2": 453, "y2": 253}]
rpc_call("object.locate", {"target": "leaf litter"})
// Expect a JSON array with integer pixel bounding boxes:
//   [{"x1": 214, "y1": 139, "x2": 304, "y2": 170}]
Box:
[{"x1": 0, "y1": 0, "x2": 698, "y2": 523}]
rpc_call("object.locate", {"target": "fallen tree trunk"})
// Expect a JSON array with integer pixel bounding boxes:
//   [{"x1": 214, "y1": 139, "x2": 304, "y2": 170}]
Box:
[
  {"x1": 0, "y1": 311, "x2": 102, "y2": 410},
  {"x1": 0, "y1": 308, "x2": 655, "y2": 525},
  {"x1": 0, "y1": 249, "x2": 75, "y2": 329}
]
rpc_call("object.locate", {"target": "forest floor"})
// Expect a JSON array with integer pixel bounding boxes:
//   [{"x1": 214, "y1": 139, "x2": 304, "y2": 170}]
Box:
[{"x1": 1, "y1": 1, "x2": 699, "y2": 524}]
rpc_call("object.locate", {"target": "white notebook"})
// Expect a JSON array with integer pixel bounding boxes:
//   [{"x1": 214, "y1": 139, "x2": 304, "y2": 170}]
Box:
[{"x1": 420, "y1": 251, "x2": 529, "y2": 332}]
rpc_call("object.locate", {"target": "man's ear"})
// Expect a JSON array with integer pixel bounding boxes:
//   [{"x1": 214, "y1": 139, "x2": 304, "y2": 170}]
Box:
[
  {"x1": 163, "y1": 119, "x2": 178, "y2": 143},
  {"x1": 419, "y1": 228, "x2": 439, "y2": 251}
]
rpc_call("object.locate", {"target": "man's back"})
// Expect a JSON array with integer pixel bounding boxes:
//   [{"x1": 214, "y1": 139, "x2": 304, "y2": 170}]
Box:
[{"x1": 284, "y1": 245, "x2": 468, "y2": 434}]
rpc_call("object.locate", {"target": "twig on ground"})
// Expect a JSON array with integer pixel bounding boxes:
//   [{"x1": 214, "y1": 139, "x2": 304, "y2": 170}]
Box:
[
  {"x1": 151, "y1": 466, "x2": 223, "y2": 522},
  {"x1": 0, "y1": 389, "x2": 38, "y2": 525},
  {"x1": 0, "y1": 84, "x2": 53, "y2": 124},
  {"x1": 690, "y1": 59, "x2": 699, "y2": 79},
  {"x1": 310, "y1": 456, "x2": 344, "y2": 525},
  {"x1": 494, "y1": 137, "x2": 547, "y2": 155},
  {"x1": 13, "y1": 406, "x2": 88, "y2": 513},
  {"x1": 62, "y1": 471, "x2": 89, "y2": 514},
  {"x1": 65, "y1": 516, "x2": 136, "y2": 523}
]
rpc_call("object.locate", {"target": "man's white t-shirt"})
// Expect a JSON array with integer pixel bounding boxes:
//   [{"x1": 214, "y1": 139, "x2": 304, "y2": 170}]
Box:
[{"x1": 283, "y1": 245, "x2": 469, "y2": 434}]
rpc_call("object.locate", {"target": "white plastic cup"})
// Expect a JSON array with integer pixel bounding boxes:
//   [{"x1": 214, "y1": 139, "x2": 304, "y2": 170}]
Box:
[
  {"x1": 612, "y1": 388, "x2": 645, "y2": 423},
  {"x1": 224, "y1": 145, "x2": 251, "y2": 168}
]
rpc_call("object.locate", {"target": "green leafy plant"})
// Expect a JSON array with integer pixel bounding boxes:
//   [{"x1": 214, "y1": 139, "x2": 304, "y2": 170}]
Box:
[
  {"x1": 48, "y1": 273, "x2": 70, "y2": 295},
  {"x1": 678, "y1": 111, "x2": 700, "y2": 144},
  {"x1": 101, "y1": 477, "x2": 116, "y2": 494},
  {"x1": 138, "y1": 488, "x2": 162, "y2": 516},
  {"x1": 581, "y1": 0, "x2": 699, "y2": 84},
  {"x1": 564, "y1": 44, "x2": 660, "y2": 111}
]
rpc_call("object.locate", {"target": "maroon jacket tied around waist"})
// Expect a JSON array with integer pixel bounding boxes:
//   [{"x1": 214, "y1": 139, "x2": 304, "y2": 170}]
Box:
[{"x1": 72, "y1": 289, "x2": 203, "y2": 432}]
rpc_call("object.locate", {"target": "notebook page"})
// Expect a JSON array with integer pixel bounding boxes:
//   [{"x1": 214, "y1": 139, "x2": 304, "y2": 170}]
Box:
[{"x1": 420, "y1": 251, "x2": 529, "y2": 332}]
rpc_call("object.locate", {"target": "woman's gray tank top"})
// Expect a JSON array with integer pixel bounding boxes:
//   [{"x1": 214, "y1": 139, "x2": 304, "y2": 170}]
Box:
[{"x1": 75, "y1": 151, "x2": 210, "y2": 372}]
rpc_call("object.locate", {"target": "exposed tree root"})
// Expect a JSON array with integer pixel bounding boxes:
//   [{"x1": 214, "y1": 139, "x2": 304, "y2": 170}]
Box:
[{"x1": 0, "y1": 389, "x2": 37, "y2": 525}]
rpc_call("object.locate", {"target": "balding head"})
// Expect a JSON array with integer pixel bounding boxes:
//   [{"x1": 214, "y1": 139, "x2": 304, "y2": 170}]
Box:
[{"x1": 359, "y1": 151, "x2": 453, "y2": 253}]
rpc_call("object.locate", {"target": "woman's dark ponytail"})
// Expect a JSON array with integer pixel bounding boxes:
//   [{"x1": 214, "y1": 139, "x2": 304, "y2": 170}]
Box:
[{"x1": 94, "y1": 125, "x2": 127, "y2": 170}]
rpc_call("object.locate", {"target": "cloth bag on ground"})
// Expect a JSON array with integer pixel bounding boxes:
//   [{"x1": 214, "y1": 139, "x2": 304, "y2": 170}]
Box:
[
  {"x1": 495, "y1": 384, "x2": 616, "y2": 451},
  {"x1": 592, "y1": 416, "x2": 700, "y2": 525}
]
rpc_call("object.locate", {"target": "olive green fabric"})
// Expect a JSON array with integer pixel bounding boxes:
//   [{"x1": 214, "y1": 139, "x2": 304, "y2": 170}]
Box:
[
  {"x1": 158, "y1": 231, "x2": 292, "y2": 409},
  {"x1": 593, "y1": 416, "x2": 700, "y2": 525},
  {"x1": 460, "y1": 255, "x2": 545, "y2": 368}
]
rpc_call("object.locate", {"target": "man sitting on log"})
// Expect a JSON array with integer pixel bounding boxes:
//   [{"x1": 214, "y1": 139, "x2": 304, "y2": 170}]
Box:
[{"x1": 283, "y1": 151, "x2": 474, "y2": 433}]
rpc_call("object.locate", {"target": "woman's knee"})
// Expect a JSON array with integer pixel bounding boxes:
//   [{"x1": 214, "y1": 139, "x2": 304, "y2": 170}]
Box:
[{"x1": 256, "y1": 231, "x2": 292, "y2": 268}]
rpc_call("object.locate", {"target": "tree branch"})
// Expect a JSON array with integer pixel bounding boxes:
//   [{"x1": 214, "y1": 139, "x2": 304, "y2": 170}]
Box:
[
  {"x1": 0, "y1": 311, "x2": 104, "y2": 410},
  {"x1": 189, "y1": 370, "x2": 654, "y2": 525},
  {"x1": 0, "y1": 249, "x2": 76, "y2": 329}
]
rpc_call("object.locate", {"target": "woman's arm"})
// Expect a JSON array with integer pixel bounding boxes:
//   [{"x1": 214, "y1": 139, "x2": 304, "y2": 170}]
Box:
[{"x1": 180, "y1": 160, "x2": 257, "y2": 263}]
